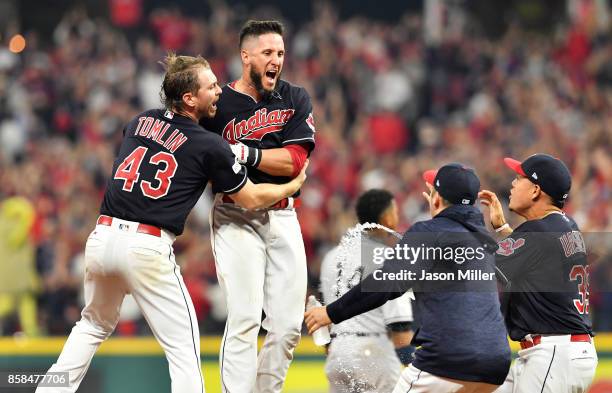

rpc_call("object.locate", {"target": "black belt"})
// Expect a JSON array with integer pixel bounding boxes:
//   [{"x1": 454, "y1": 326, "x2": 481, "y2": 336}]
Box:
[{"x1": 330, "y1": 332, "x2": 386, "y2": 338}]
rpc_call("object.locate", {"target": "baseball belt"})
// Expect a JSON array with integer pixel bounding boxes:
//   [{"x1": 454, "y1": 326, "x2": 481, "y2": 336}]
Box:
[
  {"x1": 330, "y1": 332, "x2": 386, "y2": 338},
  {"x1": 96, "y1": 215, "x2": 162, "y2": 237},
  {"x1": 520, "y1": 333, "x2": 592, "y2": 350},
  {"x1": 221, "y1": 195, "x2": 301, "y2": 209}
]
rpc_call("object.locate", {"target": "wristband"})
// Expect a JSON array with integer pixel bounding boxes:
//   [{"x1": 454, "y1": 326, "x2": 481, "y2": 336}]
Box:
[
  {"x1": 395, "y1": 345, "x2": 416, "y2": 366},
  {"x1": 231, "y1": 143, "x2": 262, "y2": 167},
  {"x1": 247, "y1": 146, "x2": 262, "y2": 168},
  {"x1": 386, "y1": 321, "x2": 412, "y2": 332},
  {"x1": 495, "y1": 223, "x2": 511, "y2": 233}
]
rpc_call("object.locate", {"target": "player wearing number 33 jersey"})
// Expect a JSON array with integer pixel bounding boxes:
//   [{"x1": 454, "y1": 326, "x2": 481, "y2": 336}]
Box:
[
  {"x1": 479, "y1": 154, "x2": 597, "y2": 393},
  {"x1": 36, "y1": 54, "x2": 307, "y2": 393}
]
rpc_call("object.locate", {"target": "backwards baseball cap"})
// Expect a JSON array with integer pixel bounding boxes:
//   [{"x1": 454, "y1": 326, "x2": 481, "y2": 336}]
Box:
[
  {"x1": 504, "y1": 154, "x2": 571, "y2": 205},
  {"x1": 422, "y1": 163, "x2": 480, "y2": 205}
]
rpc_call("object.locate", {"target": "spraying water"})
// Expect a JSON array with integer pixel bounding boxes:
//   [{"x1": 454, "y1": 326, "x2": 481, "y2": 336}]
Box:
[
  {"x1": 325, "y1": 223, "x2": 403, "y2": 383},
  {"x1": 332, "y1": 223, "x2": 401, "y2": 300}
]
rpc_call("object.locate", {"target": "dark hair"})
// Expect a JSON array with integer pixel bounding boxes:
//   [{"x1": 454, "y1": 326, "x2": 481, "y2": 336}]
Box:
[
  {"x1": 431, "y1": 188, "x2": 451, "y2": 207},
  {"x1": 239, "y1": 20, "x2": 284, "y2": 48},
  {"x1": 355, "y1": 189, "x2": 394, "y2": 225},
  {"x1": 546, "y1": 192, "x2": 565, "y2": 209},
  {"x1": 159, "y1": 53, "x2": 210, "y2": 110}
]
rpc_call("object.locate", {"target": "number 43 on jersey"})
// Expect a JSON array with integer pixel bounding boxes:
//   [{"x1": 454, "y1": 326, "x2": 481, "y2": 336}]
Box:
[{"x1": 114, "y1": 146, "x2": 178, "y2": 199}]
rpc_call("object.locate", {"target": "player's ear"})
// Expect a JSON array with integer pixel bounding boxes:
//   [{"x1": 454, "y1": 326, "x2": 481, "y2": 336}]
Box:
[
  {"x1": 531, "y1": 184, "x2": 542, "y2": 202},
  {"x1": 379, "y1": 203, "x2": 396, "y2": 230},
  {"x1": 240, "y1": 48, "x2": 250, "y2": 65},
  {"x1": 428, "y1": 191, "x2": 441, "y2": 217},
  {"x1": 432, "y1": 191, "x2": 441, "y2": 209},
  {"x1": 182, "y1": 91, "x2": 196, "y2": 109}
]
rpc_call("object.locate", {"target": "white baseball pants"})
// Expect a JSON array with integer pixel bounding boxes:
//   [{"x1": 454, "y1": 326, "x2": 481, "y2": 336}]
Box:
[
  {"x1": 210, "y1": 198, "x2": 307, "y2": 393},
  {"x1": 36, "y1": 218, "x2": 204, "y2": 393},
  {"x1": 494, "y1": 335, "x2": 597, "y2": 393},
  {"x1": 392, "y1": 364, "x2": 499, "y2": 393}
]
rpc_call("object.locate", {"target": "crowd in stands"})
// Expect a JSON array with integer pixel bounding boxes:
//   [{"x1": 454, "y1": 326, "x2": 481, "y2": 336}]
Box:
[{"x1": 0, "y1": 2, "x2": 610, "y2": 335}]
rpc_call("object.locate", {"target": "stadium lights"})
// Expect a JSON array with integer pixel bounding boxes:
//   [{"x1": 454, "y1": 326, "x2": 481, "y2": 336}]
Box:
[{"x1": 8, "y1": 34, "x2": 26, "y2": 53}]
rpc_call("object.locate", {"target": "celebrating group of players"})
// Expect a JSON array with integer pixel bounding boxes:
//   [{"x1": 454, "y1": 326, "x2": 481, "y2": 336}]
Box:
[
  {"x1": 33, "y1": 18, "x2": 597, "y2": 393},
  {"x1": 310, "y1": 157, "x2": 598, "y2": 393}
]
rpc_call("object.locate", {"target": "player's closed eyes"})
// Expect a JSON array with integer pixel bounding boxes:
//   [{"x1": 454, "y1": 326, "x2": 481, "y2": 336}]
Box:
[{"x1": 262, "y1": 50, "x2": 283, "y2": 57}]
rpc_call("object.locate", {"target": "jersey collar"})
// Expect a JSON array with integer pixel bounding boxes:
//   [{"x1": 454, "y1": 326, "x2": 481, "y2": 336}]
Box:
[
  {"x1": 227, "y1": 81, "x2": 257, "y2": 103},
  {"x1": 227, "y1": 80, "x2": 283, "y2": 103}
]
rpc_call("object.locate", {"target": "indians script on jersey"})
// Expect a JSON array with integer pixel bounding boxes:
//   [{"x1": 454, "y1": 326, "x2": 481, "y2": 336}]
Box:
[{"x1": 222, "y1": 108, "x2": 296, "y2": 144}]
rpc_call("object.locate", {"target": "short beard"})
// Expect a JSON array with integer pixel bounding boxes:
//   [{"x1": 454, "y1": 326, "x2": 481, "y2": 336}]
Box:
[{"x1": 250, "y1": 67, "x2": 275, "y2": 100}]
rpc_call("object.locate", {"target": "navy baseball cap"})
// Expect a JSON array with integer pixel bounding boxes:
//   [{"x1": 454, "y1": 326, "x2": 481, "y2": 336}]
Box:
[
  {"x1": 504, "y1": 154, "x2": 571, "y2": 205},
  {"x1": 423, "y1": 163, "x2": 480, "y2": 205}
]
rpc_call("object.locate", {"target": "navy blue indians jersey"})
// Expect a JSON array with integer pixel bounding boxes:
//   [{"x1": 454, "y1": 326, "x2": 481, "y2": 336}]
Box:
[
  {"x1": 101, "y1": 109, "x2": 247, "y2": 236},
  {"x1": 200, "y1": 79, "x2": 316, "y2": 185},
  {"x1": 495, "y1": 212, "x2": 593, "y2": 341}
]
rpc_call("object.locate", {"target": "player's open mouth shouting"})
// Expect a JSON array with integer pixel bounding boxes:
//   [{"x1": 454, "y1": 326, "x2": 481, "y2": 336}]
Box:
[{"x1": 265, "y1": 68, "x2": 278, "y2": 86}]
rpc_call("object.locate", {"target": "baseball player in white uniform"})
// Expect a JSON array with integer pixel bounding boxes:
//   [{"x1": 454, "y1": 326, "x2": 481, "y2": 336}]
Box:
[
  {"x1": 320, "y1": 189, "x2": 414, "y2": 393},
  {"x1": 35, "y1": 55, "x2": 307, "y2": 393},
  {"x1": 199, "y1": 20, "x2": 315, "y2": 393},
  {"x1": 481, "y1": 155, "x2": 598, "y2": 393}
]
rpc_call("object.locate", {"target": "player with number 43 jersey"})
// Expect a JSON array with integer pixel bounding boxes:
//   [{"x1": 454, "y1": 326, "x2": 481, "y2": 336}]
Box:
[
  {"x1": 479, "y1": 154, "x2": 597, "y2": 393},
  {"x1": 36, "y1": 54, "x2": 307, "y2": 393}
]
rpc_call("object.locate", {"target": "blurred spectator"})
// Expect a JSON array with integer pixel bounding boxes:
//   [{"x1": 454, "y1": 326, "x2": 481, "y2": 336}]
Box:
[
  {"x1": 109, "y1": 0, "x2": 143, "y2": 28},
  {"x1": 149, "y1": 7, "x2": 193, "y2": 51},
  {"x1": 0, "y1": 197, "x2": 39, "y2": 336},
  {"x1": 0, "y1": 2, "x2": 610, "y2": 335}
]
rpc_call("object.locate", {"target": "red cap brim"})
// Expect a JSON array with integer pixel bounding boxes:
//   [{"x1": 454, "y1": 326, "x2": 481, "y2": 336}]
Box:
[
  {"x1": 503, "y1": 157, "x2": 526, "y2": 176},
  {"x1": 423, "y1": 169, "x2": 437, "y2": 185}
]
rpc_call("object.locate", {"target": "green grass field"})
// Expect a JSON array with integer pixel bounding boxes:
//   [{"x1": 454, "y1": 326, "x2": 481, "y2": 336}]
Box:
[
  {"x1": 198, "y1": 359, "x2": 612, "y2": 393},
  {"x1": 1, "y1": 336, "x2": 611, "y2": 392},
  {"x1": 596, "y1": 360, "x2": 612, "y2": 379}
]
